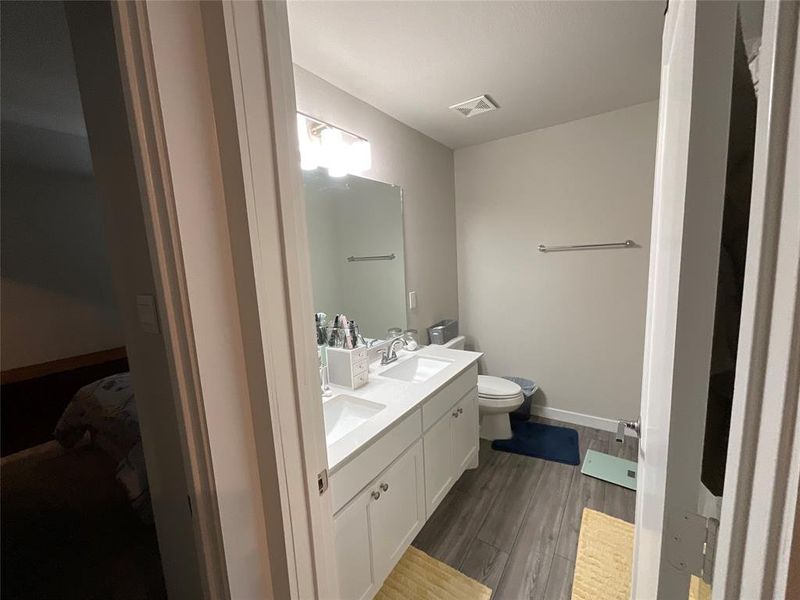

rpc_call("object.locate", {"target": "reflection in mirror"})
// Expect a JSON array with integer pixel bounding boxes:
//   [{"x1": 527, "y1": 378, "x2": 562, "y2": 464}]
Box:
[{"x1": 303, "y1": 168, "x2": 406, "y2": 340}]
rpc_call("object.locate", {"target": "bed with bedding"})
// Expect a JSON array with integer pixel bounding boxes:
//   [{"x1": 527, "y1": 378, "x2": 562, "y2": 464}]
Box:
[{"x1": 53, "y1": 372, "x2": 151, "y2": 521}]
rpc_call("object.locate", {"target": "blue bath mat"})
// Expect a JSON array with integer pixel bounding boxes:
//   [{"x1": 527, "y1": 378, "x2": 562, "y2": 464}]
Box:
[{"x1": 491, "y1": 420, "x2": 580, "y2": 465}]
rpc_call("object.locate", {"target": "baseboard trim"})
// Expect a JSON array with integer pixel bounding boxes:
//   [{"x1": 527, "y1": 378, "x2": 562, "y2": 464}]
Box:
[{"x1": 530, "y1": 405, "x2": 637, "y2": 437}]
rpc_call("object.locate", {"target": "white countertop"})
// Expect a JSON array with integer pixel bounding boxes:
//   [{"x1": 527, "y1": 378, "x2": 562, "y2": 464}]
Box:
[{"x1": 324, "y1": 344, "x2": 482, "y2": 473}]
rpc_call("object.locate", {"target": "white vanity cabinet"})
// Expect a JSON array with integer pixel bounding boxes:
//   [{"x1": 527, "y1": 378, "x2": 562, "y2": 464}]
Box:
[
  {"x1": 452, "y1": 389, "x2": 479, "y2": 474},
  {"x1": 330, "y1": 362, "x2": 479, "y2": 600},
  {"x1": 423, "y1": 387, "x2": 478, "y2": 515},
  {"x1": 333, "y1": 440, "x2": 425, "y2": 600}
]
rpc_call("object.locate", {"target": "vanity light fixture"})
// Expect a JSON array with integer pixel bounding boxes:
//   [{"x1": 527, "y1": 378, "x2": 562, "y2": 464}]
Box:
[{"x1": 297, "y1": 113, "x2": 371, "y2": 177}]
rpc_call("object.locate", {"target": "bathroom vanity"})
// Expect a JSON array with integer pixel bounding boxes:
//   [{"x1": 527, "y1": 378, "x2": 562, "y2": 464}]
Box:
[
  {"x1": 302, "y1": 163, "x2": 477, "y2": 598},
  {"x1": 324, "y1": 345, "x2": 481, "y2": 600}
]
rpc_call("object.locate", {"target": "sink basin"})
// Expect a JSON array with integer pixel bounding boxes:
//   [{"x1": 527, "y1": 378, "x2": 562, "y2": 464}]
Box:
[
  {"x1": 381, "y1": 356, "x2": 452, "y2": 383},
  {"x1": 323, "y1": 395, "x2": 385, "y2": 445}
]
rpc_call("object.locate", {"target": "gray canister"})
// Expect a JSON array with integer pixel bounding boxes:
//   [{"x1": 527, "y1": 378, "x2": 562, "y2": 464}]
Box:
[{"x1": 427, "y1": 319, "x2": 458, "y2": 345}]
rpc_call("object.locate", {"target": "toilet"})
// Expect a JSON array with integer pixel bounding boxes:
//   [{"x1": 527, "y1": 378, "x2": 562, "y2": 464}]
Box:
[{"x1": 442, "y1": 336, "x2": 524, "y2": 440}]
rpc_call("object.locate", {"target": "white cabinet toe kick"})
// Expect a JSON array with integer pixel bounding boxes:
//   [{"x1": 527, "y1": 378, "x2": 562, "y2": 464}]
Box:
[{"x1": 329, "y1": 364, "x2": 478, "y2": 600}]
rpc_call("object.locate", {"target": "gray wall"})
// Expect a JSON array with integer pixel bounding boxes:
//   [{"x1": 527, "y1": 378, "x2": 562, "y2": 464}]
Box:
[
  {"x1": 1, "y1": 0, "x2": 123, "y2": 369},
  {"x1": 293, "y1": 66, "x2": 459, "y2": 342},
  {"x1": 455, "y1": 101, "x2": 658, "y2": 421},
  {"x1": 1, "y1": 156, "x2": 124, "y2": 369}
]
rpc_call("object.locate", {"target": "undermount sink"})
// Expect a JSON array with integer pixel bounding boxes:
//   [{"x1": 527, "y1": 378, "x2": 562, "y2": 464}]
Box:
[
  {"x1": 381, "y1": 355, "x2": 452, "y2": 383},
  {"x1": 323, "y1": 395, "x2": 385, "y2": 445}
]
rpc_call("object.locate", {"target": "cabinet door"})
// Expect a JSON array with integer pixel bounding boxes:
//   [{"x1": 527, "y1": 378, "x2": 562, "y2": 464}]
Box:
[
  {"x1": 368, "y1": 440, "x2": 425, "y2": 585},
  {"x1": 423, "y1": 409, "x2": 455, "y2": 516},
  {"x1": 333, "y1": 488, "x2": 374, "y2": 600},
  {"x1": 452, "y1": 389, "x2": 479, "y2": 476}
]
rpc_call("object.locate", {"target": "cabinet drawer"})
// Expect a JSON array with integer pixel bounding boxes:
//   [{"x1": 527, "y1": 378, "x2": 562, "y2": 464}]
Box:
[
  {"x1": 330, "y1": 409, "x2": 422, "y2": 513},
  {"x1": 353, "y1": 371, "x2": 368, "y2": 389},
  {"x1": 422, "y1": 364, "x2": 477, "y2": 430}
]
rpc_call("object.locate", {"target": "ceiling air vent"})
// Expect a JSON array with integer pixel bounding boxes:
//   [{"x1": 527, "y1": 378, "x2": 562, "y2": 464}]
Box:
[{"x1": 449, "y1": 95, "x2": 498, "y2": 118}]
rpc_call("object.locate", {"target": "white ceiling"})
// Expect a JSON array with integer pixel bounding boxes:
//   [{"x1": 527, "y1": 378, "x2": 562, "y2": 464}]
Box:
[{"x1": 288, "y1": 1, "x2": 664, "y2": 149}]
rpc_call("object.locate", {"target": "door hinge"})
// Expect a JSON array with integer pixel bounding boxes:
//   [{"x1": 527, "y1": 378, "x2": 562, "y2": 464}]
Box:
[
  {"x1": 317, "y1": 469, "x2": 329, "y2": 495},
  {"x1": 665, "y1": 509, "x2": 719, "y2": 584}
]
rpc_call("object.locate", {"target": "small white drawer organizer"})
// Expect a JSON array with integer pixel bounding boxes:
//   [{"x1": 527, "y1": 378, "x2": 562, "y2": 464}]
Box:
[{"x1": 327, "y1": 346, "x2": 369, "y2": 389}]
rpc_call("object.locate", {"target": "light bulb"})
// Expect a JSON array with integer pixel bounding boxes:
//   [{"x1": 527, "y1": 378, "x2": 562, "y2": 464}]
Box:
[
  {"x1": 297, "y1": 115, "x2": 319, "y2": 170},
  {"x1": 321, "y1": 127, "x2": 348, "y2": 177},
  {"x1": 349, "y1": 139, "x2": 371, "y2": 173}
]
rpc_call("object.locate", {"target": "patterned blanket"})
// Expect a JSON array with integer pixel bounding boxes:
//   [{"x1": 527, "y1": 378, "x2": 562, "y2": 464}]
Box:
[{"x1": 54, "y1": 372, "x2": 151, "y2": 521}]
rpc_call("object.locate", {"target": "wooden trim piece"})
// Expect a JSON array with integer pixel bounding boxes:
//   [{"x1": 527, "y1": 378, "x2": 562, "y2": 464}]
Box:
[
  {"x1": 1, "y1": 347, "x2": 127, "y2": 385},
  {"x1": 111, "y1": 3, "x2": 230, "y2": 599},
  {"x1": 714, "y1": 3, "x2": 800, "y2": 599}
]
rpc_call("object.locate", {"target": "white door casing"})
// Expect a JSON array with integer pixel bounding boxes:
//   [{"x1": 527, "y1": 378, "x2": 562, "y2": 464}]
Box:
[
  {"x1": 714, "y1": 3, "x2": 800, "y2": 598},
  {"x1": 633, "y1": 2, "x2": 736, "y2": 599}
]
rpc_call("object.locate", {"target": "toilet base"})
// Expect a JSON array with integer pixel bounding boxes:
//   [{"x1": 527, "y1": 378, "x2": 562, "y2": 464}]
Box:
[{"x1": 479, "y1": 413, "x2": 513, "y2": 441}]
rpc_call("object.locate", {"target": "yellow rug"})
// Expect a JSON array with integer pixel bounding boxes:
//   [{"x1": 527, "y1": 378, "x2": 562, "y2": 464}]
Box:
[
  {"x1": 375, "y1": 546, "x2": 491, "y2": 600},
  {"x1": 571, "y1": 508, "x2": 711, "y2": 600}
]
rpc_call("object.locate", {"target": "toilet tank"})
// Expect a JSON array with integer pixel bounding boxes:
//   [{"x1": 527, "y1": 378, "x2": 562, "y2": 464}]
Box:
[{"x1": 442, "y1": 335, "x2": 466, "y2": 350}]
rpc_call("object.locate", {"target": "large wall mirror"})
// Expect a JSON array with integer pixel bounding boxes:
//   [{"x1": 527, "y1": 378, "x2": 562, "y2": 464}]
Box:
[{"x1": 303, "y1": 168, "x2": 407, "y2": 340}]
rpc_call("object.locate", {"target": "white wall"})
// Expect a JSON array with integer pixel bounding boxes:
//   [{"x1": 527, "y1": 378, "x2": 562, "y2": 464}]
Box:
[
  {"x1": 455, "y1": 101, "x2": 658, "y2": 422},
  {"x1": 293, "y1": 66, "x2": 458, "y2": 342}
]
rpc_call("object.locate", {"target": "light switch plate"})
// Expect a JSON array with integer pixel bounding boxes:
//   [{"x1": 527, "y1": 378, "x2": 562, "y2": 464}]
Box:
[
  {"x1": 408, "y1": 290, "x2": 417, "y2": 310},
  {"x1": 136, "y1": 294, "x2": 160, "y2": 334}
]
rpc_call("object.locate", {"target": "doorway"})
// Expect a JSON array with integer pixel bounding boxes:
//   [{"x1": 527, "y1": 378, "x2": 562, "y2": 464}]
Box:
[{"x1": 1, "y1": 2, "x2": 203, "y2": 597}]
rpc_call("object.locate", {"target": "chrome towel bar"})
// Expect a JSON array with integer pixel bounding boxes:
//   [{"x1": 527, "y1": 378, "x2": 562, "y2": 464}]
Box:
[
  {"x1": 537, "y1": 240, "x2": 635, "y2": 253},
  {"x1": 347, "y1": 253, "x2": 396, "y2": 262}
]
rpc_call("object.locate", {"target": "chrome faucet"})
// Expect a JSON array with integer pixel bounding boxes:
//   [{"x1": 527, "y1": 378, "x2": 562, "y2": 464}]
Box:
[{"x1": 380, "y1": 335, "x2": 407, "y2": 365}]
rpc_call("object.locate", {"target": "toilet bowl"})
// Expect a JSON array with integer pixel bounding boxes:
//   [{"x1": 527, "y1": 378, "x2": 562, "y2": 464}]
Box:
[
  {"x1": 477, "y1": 375, "x2": 524, "y2": 440},
  {"x1": 442, "y1": 337, "x2": 524, "y2": 440}
]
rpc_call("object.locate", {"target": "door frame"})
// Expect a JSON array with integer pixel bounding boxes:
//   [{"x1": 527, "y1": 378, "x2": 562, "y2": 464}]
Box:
[
  {"x1": 111, "y1": 0, "x2": 337, "y2": 598},
  {"x1": 198, "y1": 1, "x2": 339, "y2": 597},
  {"x1": 714, "y1": 3, "x2": 800, "y2": 598},
  {"x1": 110, "y1": 5, "x2": 231, "y2": 598},
  {"x1": 635, "y1": 2, "x2": 800, "y2": 597},
  {"x1": 632, "y1": 2, "x2": 737, "y2": 597}
]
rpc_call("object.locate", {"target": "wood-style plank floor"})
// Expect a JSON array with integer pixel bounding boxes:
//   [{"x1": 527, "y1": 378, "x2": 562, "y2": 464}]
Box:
[{"x1": 412, "y1": 417, "x2": 638, "y2": 599}]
